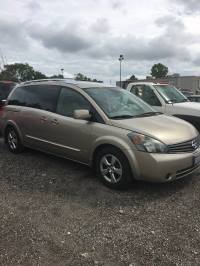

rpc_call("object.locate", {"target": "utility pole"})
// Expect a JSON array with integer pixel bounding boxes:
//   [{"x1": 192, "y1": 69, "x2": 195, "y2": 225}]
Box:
[
  {"x1": 118, "y1": 54, "x2": 124, "y2": 87},
  {"x1": 0, "y1": 48, "x2": 6, "y2": 71},
  {"x1": 61, "y1": 68, "x2": 64, "y2": 78}
]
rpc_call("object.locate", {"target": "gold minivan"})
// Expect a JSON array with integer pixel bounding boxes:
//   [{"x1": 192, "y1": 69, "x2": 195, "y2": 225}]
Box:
[{"x1": 1, "y1": 79, "x2": 200, "y2": 189}]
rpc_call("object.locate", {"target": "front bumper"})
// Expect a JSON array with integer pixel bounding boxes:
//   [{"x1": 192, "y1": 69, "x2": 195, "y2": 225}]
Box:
[{"x1": 130, "y1": 149, "x2": 200, "y2": 182}]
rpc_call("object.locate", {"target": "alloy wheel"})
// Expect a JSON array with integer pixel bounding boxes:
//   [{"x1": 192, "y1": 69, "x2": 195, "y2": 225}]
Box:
[
  {"x1": 100, "y1": 154, "x2": 123, "y2": 184},
  {"x1": 7, "y1": 130, "x2": 18, "y2": 150}
]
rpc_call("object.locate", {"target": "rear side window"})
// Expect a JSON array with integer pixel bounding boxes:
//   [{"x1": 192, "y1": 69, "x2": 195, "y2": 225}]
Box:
[{"x1": 8, "y1": 85, "x2": 61, "y2": 112}]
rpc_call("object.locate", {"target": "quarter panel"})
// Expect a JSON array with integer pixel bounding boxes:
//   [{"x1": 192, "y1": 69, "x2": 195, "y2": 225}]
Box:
[{"x1": 2, "y1": 106, "x2": 24, "y2": 142}]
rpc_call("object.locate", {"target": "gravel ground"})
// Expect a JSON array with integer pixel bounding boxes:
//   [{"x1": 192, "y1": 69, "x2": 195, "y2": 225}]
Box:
[{"x1": 0, "y1": 138, "x2": 200, "y2": 266}]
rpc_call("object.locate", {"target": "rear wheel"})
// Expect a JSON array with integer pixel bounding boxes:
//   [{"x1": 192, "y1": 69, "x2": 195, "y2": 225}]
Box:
[
  {"x1": 5, "y1": 127, "x2": 24, "y2": 153},
  {"x1": 95, "y1": 146, "x2": 133, "y2": 189}
]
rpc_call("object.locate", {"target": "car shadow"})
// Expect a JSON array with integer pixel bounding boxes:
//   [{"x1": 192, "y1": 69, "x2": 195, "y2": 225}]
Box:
[{"x1": 0, "y1": 141, "x2": 198, "y2": 208}]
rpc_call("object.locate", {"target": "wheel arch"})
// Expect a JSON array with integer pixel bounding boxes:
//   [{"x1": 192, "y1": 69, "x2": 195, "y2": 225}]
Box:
[{"x1": 90, "y1": 138, "x2": 139, "y2": 179}]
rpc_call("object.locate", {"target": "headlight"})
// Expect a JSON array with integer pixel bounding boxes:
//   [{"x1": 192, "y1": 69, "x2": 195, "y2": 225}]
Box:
[{"x1": 128, "y1": 132, "x2": 168, "y2": 153}]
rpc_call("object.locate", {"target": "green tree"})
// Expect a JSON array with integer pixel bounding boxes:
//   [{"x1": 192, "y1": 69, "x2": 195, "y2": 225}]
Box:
[
  {"x1": 129, "y1": 74, "x2": 138, "y2": 80},
  {"x1": 0, "y1": 63, "x2": 47, "y2": 82},
  {"x1": 151, "y1": 63, "x2": 168, "y2": 78},
  {"x1": 33, "y1": 71, "x2": 47, "y2": 80},
  {"x1": 50, "y1": 74, "x2": 64, "y2": 79},
  {"x1": 75, "y1": 73, "x2": 102, "y2": 83},
  {"x1": 75, "y1": 73, "x2": 89, "y2": 81}
]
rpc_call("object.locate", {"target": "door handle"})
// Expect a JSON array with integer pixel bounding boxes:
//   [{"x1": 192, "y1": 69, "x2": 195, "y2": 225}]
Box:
[
  {"x1": 51, "y1": 119, "x2": 59, "y2": 125},
  {"x1": 40, "y1": 116, "x2": 47, "y2": 122}
]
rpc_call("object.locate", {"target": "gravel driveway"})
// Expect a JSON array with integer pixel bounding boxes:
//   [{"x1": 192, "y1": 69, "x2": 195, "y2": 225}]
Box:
[{"x1": 0, "y1": 138, "x2": 200, "y2": 265}]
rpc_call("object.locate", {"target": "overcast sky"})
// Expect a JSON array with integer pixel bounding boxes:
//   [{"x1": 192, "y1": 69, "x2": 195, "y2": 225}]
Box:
[{"x1": 0, "y1": 0, "x2": 200, "y2": 83}]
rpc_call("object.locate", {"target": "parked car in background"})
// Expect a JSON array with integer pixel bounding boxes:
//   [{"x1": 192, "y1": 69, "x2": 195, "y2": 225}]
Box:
[
  {"x1": 0, "y1": 81, "x2": 16, "y2": 112},
  {"x1": 127, "y1": 82, "x2": 200, "y2": 131},
  {"x1": 188, "y1": 95, "x2": 200, "y2": 103},
  {"x1": 179, "y1": 90, "x2": 193, "y2": 98},
  {"x1": 1, "y1": 79, "x2": 200, "y2": 189}
]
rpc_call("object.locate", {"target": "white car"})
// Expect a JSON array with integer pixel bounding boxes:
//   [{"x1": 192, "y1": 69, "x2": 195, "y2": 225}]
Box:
[{"x1": 127, "y1": 82, "x2": 200, "y2": 131}]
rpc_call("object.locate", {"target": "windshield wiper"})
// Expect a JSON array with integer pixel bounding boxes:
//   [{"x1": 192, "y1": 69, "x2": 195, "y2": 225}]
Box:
[
  {"x1": 134, "y1": 112, "x2": 162, "y2": 117},
  {"x1": 111, "y1": 112, "x2": 162, "y2": 119},
  {"x1": 110, "y1": 115, "x2": 134, "y2": 119}
]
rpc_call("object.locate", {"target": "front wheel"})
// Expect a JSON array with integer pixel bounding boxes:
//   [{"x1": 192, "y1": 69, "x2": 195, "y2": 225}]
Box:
[
  {"x1": 5, "y1": 127, "x2": 24, "y2": 153},
  {"x1": 95, "y1": 146, "x2": 133, "y2": 189}
]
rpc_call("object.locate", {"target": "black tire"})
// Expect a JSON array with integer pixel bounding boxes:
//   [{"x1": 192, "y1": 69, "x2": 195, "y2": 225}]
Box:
[
  {"x1": 95, "y1": 146, "x2": 133, "y2": 189},
  {"x1": 5, "y1": 126, "x2": 24, "y2": 154}
]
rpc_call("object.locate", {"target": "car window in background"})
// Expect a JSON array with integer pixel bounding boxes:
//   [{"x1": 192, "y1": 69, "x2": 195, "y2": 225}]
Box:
[
  {"x1": 188, "y1": 97, "x2": 200, "y2": 103},
  {"x1": 154, "y1": 85, "x2": 188, "y2": 103},
  {"x1": 131, "y1": 85, "x2": 161, "y2": 106},
  {"x1": 0, "y1": 82, "x2": 16, "y2": 101},
  {"x1": 196, "y1": 98, "x2": 200, "y2": 103},
  {"x1": 188, "y1": 97, "x2": 195, "y2": 102},
  {"x1": 85, "y1": 87, "x2": 156, "y2": 119}
]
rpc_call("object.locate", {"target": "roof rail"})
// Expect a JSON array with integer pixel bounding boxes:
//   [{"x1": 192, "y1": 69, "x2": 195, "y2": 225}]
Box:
[{"x1": 22, "y1": 78, "x2": 77, "y2": 85}]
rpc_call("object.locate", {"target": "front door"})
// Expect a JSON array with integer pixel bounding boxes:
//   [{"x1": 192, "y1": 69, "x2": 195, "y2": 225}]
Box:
[{"x1": 42, "y1": 87, "x2": 97, "y2": 164}]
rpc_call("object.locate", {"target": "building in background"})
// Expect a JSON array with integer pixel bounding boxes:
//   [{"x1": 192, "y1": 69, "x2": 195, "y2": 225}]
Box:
[{"x1": 117, "y1": 74, "x2": 200, "y2": 95}]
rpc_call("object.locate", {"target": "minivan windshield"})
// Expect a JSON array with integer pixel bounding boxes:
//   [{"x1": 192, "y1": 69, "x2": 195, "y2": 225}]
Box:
[
  {"x1": 154, "y1": 85, "x2": 188, "y2": 103},
  {"x1": 85, "y1": 87, "x2": 159, "y2": 119}
]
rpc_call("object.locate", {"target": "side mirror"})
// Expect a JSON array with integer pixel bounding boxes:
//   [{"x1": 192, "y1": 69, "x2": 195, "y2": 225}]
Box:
[
  {"x1": 0, "y1": 99, "x2": 6, "y2": 106},
  {"x1": 73, "y1": 109, "x2": 91, "y2": 120}
]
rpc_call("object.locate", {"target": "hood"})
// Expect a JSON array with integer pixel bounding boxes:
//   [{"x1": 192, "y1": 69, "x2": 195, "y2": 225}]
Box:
[
  {"x1": 110, "y1": 114, "x2": 198, "y2": 145},
  {"x1": 170, "y1": 102, "x2": 200, "y2": 116}
]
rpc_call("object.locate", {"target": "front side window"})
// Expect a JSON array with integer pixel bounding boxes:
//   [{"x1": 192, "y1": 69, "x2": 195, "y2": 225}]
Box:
[
  {"x1": 131, "y1": 85, "x2": 161, "y2": 106},
  {"x1": 57, "y1": 88, "x2": 91, "y2": 117},
  {"x1": 154, "y1": 85, "x2": 188, "y2": 103},
  {"x1": 85, "y1": 87, "x2": 157, "y2": 119}
]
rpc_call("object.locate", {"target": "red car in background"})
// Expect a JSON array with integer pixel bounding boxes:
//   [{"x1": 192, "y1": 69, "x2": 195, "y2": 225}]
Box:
[
  {"x1": 0, "y1": 81, "x2": 16, "y2": 135},
  {"x1": 0, "y1": 81, "x2": 16, "y2": 110}
]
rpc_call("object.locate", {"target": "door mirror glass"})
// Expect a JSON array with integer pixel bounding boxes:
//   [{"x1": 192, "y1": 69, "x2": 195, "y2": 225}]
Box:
[{"x1": 73, "y1": 109, "x2": 91, "y2": 120}]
